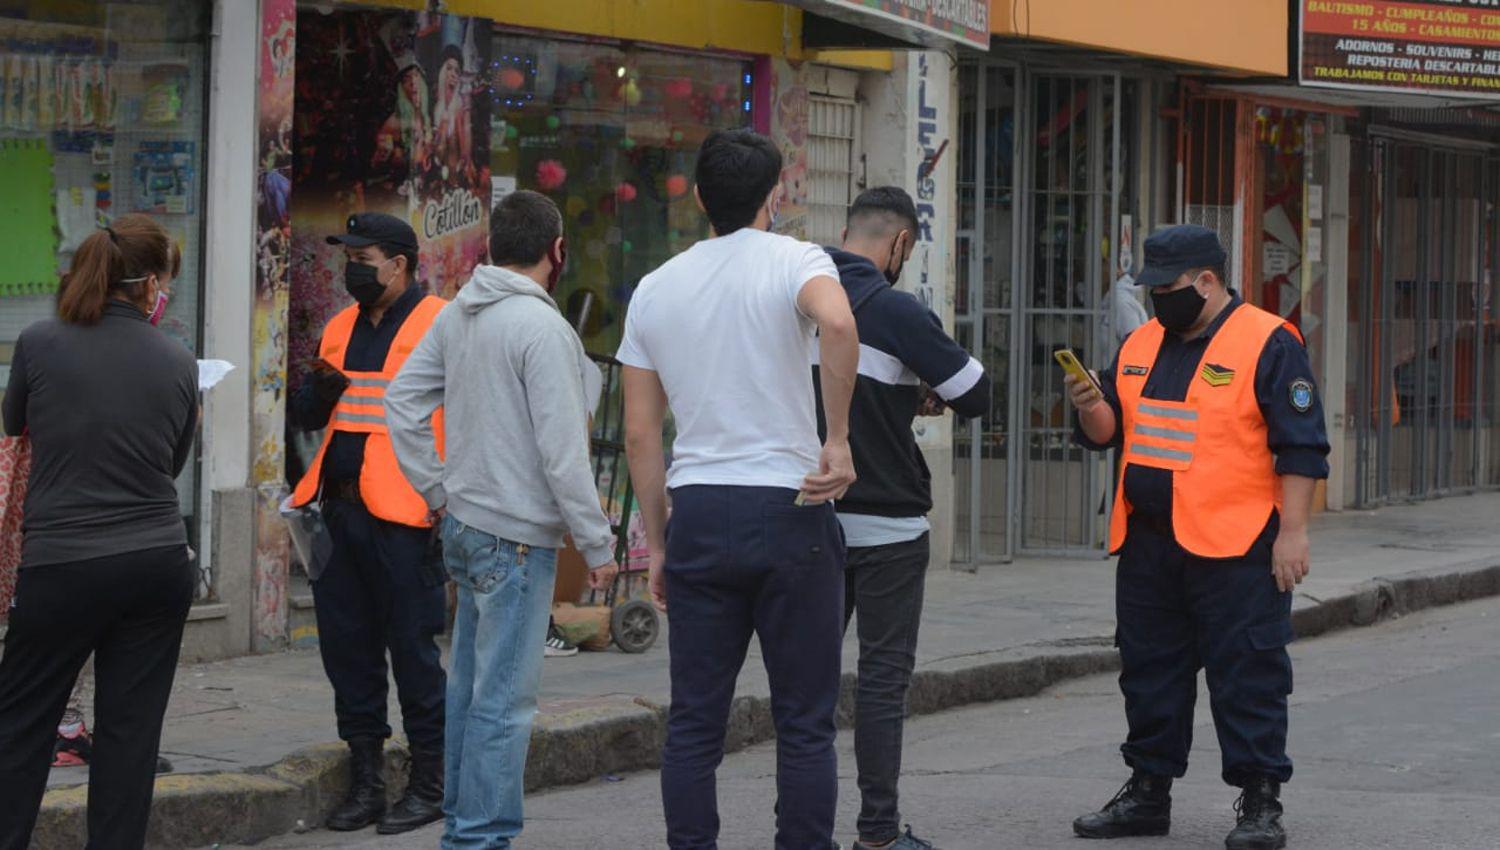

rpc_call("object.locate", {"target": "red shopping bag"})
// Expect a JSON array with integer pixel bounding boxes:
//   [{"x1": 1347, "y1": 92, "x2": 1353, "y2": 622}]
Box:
[{"x1": 0, "y1": 436, "x2": 30, "y2": 623}]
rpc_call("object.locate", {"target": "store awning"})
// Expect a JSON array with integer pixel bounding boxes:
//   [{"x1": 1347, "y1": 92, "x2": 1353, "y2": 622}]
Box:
[{"x1": 773, "y1": 0, "x2": 990, "y2": 52}]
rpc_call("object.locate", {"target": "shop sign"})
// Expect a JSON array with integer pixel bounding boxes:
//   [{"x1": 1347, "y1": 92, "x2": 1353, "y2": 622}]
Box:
[
  {"x1": 1300, "y1": 0, "x2": 1500, "y2": 99},
  {"x1": 788, "y1": 0, "x2": 989, "y2": 51}
]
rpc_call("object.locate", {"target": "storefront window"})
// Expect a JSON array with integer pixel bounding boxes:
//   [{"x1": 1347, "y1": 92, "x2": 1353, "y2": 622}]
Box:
[
  {"x1": 0, "y1": 1, "x2": 210, "y2": 593},
  {"x1": 488, "y1": 35, "x2": 753, "y2": 360}
]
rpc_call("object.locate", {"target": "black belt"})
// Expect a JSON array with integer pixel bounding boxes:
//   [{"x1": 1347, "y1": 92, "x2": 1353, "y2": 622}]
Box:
[{"x1": 324, "y1": 479, "x2": 362, "y2": 505}]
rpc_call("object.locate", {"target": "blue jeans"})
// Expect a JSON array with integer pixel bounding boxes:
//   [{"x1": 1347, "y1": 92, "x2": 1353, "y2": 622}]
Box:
[
  {"x1": 660, "y1": 485, "x2": 845, "y2": 850},
  {"x1": 439, "y1": 515, "x2": 558, "y2": 850}
]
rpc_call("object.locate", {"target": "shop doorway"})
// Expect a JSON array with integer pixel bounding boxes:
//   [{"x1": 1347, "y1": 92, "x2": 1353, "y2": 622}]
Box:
[
  {"x1": 955, "y1": 64, "x2": 1139, "y2": 562},
  {"x1": 1347, "y1": 135, "x2": 1495, "y2": 504}
]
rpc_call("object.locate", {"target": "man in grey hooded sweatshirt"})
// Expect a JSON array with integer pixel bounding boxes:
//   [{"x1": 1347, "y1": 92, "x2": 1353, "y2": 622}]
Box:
[{"x1": 386, "y1": 190, "x2": 619, "y2": 849}]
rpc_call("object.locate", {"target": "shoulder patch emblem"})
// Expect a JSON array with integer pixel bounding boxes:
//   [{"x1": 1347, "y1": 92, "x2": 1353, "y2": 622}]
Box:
[
  {"x1": 1200, "y1": 363, "x2": 1235, "y2": 387},
  {"x1": 1122, "y1": 365, "x2": 1149, "y2": 376},
  {"x1": 1289, "y1": 378, "x2": 1315, "y2": 413}
]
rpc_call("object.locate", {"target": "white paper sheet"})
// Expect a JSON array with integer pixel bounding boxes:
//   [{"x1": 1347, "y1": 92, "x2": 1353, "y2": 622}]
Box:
[{"x1": 196, "y1": 359, "x2": 235, "y2": 393}]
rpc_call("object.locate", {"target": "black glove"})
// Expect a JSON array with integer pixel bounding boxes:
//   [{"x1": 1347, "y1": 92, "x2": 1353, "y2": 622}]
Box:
[{"x1": 309, "y1": 358, "x2": 350, "y2": 404}]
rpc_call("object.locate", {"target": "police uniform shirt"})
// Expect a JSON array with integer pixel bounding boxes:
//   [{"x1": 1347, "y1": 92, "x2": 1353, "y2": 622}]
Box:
[
  {"x1": 290, "y1": 283, "x2": 425, "y2": 484},
  {"x1": 1075, "y1": 294, "x2": 1331, "y2": 527}
]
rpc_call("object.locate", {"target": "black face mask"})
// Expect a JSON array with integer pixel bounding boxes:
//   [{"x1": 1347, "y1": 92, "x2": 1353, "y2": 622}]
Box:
[
  {"x1": 884, "y1": 234, "x2": 908, "y2": 286},
  {"x1": 1151, "y1": 280, "x2": 1208, "y2": 332},
  {"x1": 344, "y1": 261, "x2": 387, "y2": 307}
]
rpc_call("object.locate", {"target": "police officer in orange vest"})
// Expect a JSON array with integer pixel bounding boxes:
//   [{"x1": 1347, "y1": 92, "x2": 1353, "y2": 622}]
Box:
[
  {"x1": 288, "y1": 213, "x2": 448, "y2": 836},
  {"x1": 1067, "y1": 225, "x2": 1328, "y2": 850}
]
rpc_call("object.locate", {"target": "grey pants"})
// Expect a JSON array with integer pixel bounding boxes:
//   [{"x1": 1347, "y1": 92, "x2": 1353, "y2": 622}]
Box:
[{"x1": 842, "y1": 534, "x2": 930, "y2": 845}]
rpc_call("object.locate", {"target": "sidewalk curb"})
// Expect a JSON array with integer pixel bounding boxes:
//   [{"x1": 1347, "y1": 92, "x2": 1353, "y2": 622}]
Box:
[{"x1": 32, "y1": 557, "x2": 1500, "y2": 849}]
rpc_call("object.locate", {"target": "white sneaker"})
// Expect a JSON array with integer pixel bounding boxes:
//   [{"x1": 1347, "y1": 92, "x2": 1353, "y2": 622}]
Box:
[{"x1": 544, "y1": 627, "x2": 579, "y2": 658}]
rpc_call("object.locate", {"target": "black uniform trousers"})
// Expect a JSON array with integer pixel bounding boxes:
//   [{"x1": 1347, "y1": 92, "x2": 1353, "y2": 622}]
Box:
[
  {"x1": 1115, "y1": 517, "x2": 1294, "y2": 787},
  {"x1": 312, "y1": 497, "x2": 446, "y2": 752},
  {"x1": 0, "y1": 545, "x2": 194, "y2": 850}
]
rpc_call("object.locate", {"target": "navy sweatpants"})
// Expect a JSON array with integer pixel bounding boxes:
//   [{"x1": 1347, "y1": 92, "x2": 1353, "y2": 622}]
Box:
[
  {"x1": 1115, "y1": 520, "x2": 1295, "y2": 787},
  {"x1": 660, "y1": 485, "x2": 846, "y2": 850}
]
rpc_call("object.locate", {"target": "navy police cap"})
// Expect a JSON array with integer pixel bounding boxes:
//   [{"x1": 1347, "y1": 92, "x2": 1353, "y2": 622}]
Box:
[
  {"x1": 1136, "y1": 224, "x2": 1227, "y2": 288},
  {"x1": 326, "y1": 212, "x2": 418, "y2": 253}
]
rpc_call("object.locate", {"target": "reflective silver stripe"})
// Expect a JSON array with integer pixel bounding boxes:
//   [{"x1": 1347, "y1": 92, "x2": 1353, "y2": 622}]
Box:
[
  {"x1": 1134, "y1": 424, "x2": 1196, "y2": 442},
  {"x1": 346, "y1": 377, "x2": 389, "y2": 389},
  {"x1": 1138, "y1": 403, "x2": 1198, "y2": 421},
  {"x1": 1131, "y1": 444, "x2": 1193, "y2": 463},
  {"x1": 333, "y1": 413, "x2": 387, "y2": 426}
]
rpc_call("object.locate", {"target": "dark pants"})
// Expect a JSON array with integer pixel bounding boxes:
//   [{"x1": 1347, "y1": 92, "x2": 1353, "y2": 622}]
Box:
[
  {"x1": 842, "y1": 534, "x2": 929, "y2": 845},
  {"x1": 660, "y1": 485, "x2": 845, "y2": 850},
  {"x1": 0, "y1": 545, "x2": 194, "y2": 850},
  {"x1": 1116, "y1": 521, "x2": 1294, "y2": 787},
  {"x1": 313, "y1": 499, "x2": 446, "y2": 751}
]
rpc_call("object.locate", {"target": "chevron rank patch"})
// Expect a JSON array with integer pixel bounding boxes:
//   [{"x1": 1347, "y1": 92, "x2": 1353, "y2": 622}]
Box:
[
  {"x1": 1199, "y1": 363, "x2": 1235, "y2": 387},
  {"x1": 1289, "y1": 378, "x2": 1314, "y2": 413}
]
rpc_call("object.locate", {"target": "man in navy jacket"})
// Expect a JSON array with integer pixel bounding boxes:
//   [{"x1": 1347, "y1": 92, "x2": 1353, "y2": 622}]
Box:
[{"x1": 815, "y1": 187, "x2": 990, "y2": 850}]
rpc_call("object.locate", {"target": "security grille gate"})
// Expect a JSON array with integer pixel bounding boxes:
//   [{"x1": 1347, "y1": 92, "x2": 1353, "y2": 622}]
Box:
[
  {"x1": 955, "y1": 64, "x2": 1130, "y2": 561},
  {"x1": 1347, "y1": 133, "x2": 1496, "y2": 504}
]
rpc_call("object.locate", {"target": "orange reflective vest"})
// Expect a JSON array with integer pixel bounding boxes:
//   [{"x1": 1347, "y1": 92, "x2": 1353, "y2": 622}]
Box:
[
  {"x1": 290, "y1": 296, "x2": 446, "y2": 529},
  {"x1": 1109, "y1": 303, "x2": 1302, "y2": 559}
]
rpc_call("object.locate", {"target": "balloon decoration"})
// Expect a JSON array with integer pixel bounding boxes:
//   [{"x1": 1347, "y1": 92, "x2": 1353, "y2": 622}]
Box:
[
  {"x1": 621, "y1": 79, "x2": 642, "y2": 107},
  {"x1": 615, "y1": 181, "x2": 638, "y2": 203},
  {"x1": 545, "y1": 114, "x2": 561, "y2": 130},
  {"x1": 535, "y1": 159, "x2": 567, "y2": 192},
  {"x1": 664, "y1": 78, "x2": 694, "y2": 100},
  {"x1": 666, "y1": 174, "x2": 690, "y2": 199}
]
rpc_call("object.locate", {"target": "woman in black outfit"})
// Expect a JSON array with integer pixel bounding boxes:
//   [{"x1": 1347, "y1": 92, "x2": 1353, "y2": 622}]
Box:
[{"x1": 0, "y1": 214, "x2": 198, "y2": 850}]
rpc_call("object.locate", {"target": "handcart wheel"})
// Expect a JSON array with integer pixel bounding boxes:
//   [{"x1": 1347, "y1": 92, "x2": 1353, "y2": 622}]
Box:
[{"x1": 611, "y1": 599, "x2": 659, "y2": 654}]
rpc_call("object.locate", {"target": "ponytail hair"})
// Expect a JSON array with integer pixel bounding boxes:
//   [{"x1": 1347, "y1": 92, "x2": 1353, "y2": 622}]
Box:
[{"x1": 57, "y1": 214, "x2": 181, "y2": 325}]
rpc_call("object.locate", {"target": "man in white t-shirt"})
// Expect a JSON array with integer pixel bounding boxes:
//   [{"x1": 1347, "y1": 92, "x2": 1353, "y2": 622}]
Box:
[{"x1": 619, "y1": 129, "x2": 860, "y2": 850}]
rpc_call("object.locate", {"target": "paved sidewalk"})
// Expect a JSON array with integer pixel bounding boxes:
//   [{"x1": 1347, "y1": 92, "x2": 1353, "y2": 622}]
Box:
[{"x1": 30, "y1": 492, "x2": 1500, "y2": 848}]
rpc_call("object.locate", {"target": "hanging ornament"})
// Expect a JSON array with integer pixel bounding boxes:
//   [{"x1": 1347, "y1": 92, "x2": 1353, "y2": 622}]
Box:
[
  {"x1": 498, "y1": 68, "x2": 525, "y2": 91},
  {"x1": 666, "y1": 174, "x2": 690, "y2": 199},
  {"x1": 535, "y1": 159, "x2": 567, "y2": 191},
  {"x1": 545, "y1": 114, "x2": 561, "y2": 130},
  {"x1": 664, "y1": 78, "x2": 693, "y2": 100},
  {"x1": 620, "y1": 137, "x2": 636, "y2": 150},
  {"x1": 615, "y1": 182, "x2": 638, "y2": 203},
  {"x1": 505, "y1": 124, "x2": 519, "y2": 140},
  {"x1": 622, "y1": 79, "x2": 642, "y2": 107}
]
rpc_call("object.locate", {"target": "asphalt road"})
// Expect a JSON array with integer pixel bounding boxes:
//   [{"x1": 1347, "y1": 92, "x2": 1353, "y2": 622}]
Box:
[{"x1": 244, "y1": 597, "x2": 1500, "y2": 849}]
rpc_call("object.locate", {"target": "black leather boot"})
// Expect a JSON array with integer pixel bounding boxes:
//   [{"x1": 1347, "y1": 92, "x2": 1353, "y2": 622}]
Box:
[
  {"x1": 377, "y1": 747, "x2": 445, "y2": 835},
  {"x1": 1073, "y1": 772, "x2": 1173, "y2": 839},
  {"x1": 1225, "y1": 777, "x2": 1286, "y2": 850},
  {"x1": 326, "y1": 738, "x2": 386, "y2": 831}
]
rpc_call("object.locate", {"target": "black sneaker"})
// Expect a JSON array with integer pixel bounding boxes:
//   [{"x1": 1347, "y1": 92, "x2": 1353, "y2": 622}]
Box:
[
  {"x1": 1073, "y1": 772, "x2": 1172, "y2": 839},
  {"x1": 545, "y1": 623, "x2": 579, "y2": 657},
  {"x1": 853, "y1": 825, "x2": 938, "y2": 849},
  {"x1": 1225, "y1": 777, "x2": 1286, "y2": 850}
]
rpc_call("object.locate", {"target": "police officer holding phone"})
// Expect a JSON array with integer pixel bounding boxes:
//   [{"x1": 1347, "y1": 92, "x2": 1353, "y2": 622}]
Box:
[{"x1": 1066, "y1": 225, "x2": 1329, "y2": 850}]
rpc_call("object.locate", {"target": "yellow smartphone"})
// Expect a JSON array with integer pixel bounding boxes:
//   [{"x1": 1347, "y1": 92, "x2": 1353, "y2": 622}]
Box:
[{"x1": 1053, "y1": 348, "x2": 1103, "y2": 394}]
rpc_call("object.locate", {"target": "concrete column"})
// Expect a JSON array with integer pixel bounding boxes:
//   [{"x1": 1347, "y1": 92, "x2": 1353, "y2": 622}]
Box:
[{"x1": 183, "y1": 0, "x2": 260, "y2": 660}]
